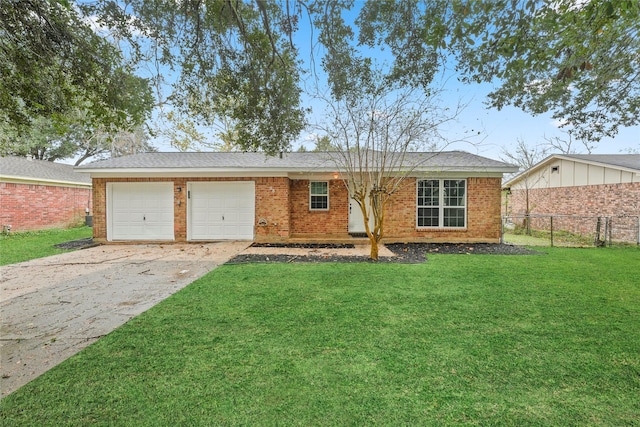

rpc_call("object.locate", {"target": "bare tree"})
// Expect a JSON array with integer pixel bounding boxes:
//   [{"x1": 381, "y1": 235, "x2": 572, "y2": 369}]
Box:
[
  {"x1": 501, "y1": 139, "x2": 549, "y2": 234},
  {"x1": 543, "y1": 130, "x2": 595, "y2": 155},
  {"x1": 318, "y1": 86, "x2": 464, "y2": 260}
]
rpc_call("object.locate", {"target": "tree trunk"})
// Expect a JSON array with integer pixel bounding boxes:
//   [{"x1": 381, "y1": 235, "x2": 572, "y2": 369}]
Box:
[{"x1": 369, "y1": 237, "x2": 379, "y2": 260}]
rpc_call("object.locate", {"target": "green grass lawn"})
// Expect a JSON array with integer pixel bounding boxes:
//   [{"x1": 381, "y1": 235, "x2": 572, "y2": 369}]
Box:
[
  {"x1": 1, "y1": 247, "x2": 639, "y2": 425},
  {"x1": 0, "y1": 226, "x2": 93, "y2": 265}
]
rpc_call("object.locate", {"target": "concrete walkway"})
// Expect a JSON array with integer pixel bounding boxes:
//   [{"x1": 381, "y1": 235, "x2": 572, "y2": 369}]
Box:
[{"x1": 0, "y1": 242, "x2": 250, "y2": 397}]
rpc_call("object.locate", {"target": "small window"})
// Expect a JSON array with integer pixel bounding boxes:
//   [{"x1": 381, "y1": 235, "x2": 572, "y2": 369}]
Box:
[{"x1": 310, "y1": 181, "x2": 329, "y2": 210}]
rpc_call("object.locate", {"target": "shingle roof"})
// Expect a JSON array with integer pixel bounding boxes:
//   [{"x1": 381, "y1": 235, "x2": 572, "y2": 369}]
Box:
[
  {"x1": 561, "y1": 154, "x2": 640, "y2": 171},
  {"x1": 0, "y1": 156, "x2": 91, "y2": 185},
  {"x1": 76, "y1": 151, "x2": 517, "y2": 172}
]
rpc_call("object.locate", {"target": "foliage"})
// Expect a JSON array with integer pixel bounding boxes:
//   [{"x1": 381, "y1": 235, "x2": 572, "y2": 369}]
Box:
[
  {"x1": 448, "y1": 0, "x2": 640, "y2": 142},
  {"x1": 0, "y1": 0, "x2": 154, "y2": 140},
  {"x1": 84, "y1": 0, "x2": 307, "y2": 156},
  {"x1": 0, "y1": 111, "x2": 156, "y2": 165},
  {"x1": 0, "y1": 226, "x2": 92, "y2": 266},
  {"x1": 4, "y1": 0, "x2": 637, "y2": 156},
  {"x1": 2, "y1": 248, "x2": 639, "y2": 424},
  {"x1": 314, "y1": 0, "x2": 639, "y2": 143}
]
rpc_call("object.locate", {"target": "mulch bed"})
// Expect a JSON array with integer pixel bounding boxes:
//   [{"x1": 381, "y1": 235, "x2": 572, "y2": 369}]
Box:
[
  {"x1": 54, "y1": 239, "x2": 542, "y2": 263},
  {"x1": 252, "y1": 243, "x2": 355, "y2": 249},
  {"x1": 54, "y1": 238, "x2": 100, "y2": 250},
  {"x1": 227, "y1": 243, "x2": 543, "y2": 264}
]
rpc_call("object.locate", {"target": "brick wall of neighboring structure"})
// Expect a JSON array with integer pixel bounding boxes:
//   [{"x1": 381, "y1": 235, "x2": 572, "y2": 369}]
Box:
[
  {"x1": 91, "y1": 176, "x2": 504, "y2": 243},
  {"x1": 505, "y1": 182, "x2": 640, "y2": 241},
  {"x1": 289, "y1": 179, "x2": 349, "y2": 237},
  {"x1": 506, "y1": 182, "x2": 640, "y2": 218},
  {"x1": 0, "y1": 182, "x2": 92, "y2": 231}
]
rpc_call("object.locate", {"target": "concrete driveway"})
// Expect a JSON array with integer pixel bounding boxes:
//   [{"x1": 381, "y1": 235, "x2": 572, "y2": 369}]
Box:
[{"x1": 0, "y1": 242, "x2": 250, "y2": 397}]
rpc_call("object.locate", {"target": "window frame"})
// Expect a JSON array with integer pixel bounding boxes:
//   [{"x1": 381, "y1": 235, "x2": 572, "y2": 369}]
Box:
[
  {"x1": 416, "y1": 179, "x2": 467, "y2": 229},
  {"x1": 309, "y1": 181, "x2": 329, "y2": 211}
]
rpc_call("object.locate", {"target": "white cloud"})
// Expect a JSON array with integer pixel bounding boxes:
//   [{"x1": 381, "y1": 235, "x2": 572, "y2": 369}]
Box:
[{"x1": 551, "y1": 118, "x2": 570, "y2": 128}]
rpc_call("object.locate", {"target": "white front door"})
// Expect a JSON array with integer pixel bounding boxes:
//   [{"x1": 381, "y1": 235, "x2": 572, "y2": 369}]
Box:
[
  {"x1": 348, "y1": 197, "x2": 374, "y2": 234},
  {"x1": 107, "y1": 182, "x2": 174, "y2": 241},
  {"x1": 188, "y1": 181, "x2": 255, "y2": 240}
]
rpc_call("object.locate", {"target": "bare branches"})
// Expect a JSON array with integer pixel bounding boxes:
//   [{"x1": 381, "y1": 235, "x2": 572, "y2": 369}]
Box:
[{"x1": 314, "y1": 79, "x2": 468, "y2": 259}]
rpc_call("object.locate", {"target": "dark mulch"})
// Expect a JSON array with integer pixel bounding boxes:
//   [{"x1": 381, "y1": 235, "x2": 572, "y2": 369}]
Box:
[
  {"x1": 227, "y1": 243, "x2": 543, "y2": 264},
  {"x1": 389, "y1": 243, "x2": 543, "y2": 257},
  {"x1": 54, "y1": 238, "x2": 100, "y2": 250},
  {"x1": 252, "y1": 243, "x2": 355, "y2": 249}
]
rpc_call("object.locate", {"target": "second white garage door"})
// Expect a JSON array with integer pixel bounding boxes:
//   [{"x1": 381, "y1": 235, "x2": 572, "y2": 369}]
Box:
[{"x1": 188, "y1": 181, "x2": 255, "y2": 240}]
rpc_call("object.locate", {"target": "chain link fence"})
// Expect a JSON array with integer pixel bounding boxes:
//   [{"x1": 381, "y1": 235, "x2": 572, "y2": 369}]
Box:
[{"x1": 502, "y1": 214, "x2": 640, "y2": 247}]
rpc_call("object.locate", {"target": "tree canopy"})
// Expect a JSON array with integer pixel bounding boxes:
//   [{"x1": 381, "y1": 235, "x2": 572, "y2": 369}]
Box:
[
  {"x1": 82, "y1": 0, "x2": 307, "y2": 155},
  {"x1": 448, "y1": 0, "x2": 640, "y2": 142},
  {"x1": 0, "y1": 0, "x2": 153, "y2": 131},
  {"x1": 2, "y1": 0, "x2": 638, "y2": 158}
]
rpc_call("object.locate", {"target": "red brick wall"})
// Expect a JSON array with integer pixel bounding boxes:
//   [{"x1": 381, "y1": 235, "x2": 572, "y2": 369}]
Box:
[
  {"x1": 382, "y1": 177, "x2": 503, "y2": 242},
  {"x1": 506, "y1": 182, "x2": 640, "y2": 218},
  {"x1": 91, "y1": 176, "x2": 503, "y2": 243},
  {"x1": 0, "y1": 182, "x2": 92, "y2": 231},
  {"x1": 92, "y1": 177, "x2": 292, "y2": 242},
  {"x1": 505, "y1": 182, "x2": 640, "y2": 241},
  {"x1": 255, "y1": 177, "x2": 290, "y2": 240},
  {"x1": 289, "y1": 179, "x2": 349, "y2": 236}
]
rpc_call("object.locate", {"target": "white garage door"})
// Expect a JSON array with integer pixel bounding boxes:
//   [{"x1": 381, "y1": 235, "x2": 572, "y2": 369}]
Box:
[
  {"x1": 188, "y1": 182, "x2": 255, "y2": 240},
  {"x1": 108, "y1": 182, "x2": 174, "y2": 241}
]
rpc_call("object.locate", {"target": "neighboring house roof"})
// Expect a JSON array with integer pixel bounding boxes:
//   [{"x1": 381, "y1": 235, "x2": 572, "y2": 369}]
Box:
[
  {"x1": 76, "y1": 151, "x2": 518, "y2": 175},
  {"x1": 503, "y1": 154, "x2": 640, "y2": 188},
  {"x1": 0, "y1": 156, "x2": 91, "y2": 186},
  {"x1": 560, "y1": 154, "x2": 640, "y2": 171}
]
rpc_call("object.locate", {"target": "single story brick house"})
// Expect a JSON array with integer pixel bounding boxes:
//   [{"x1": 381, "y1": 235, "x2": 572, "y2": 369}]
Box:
[
  {"x1": 503, "y1": 154, "x2": 640, "y2": 241},
  {"x1": 76, "y1": 151, "x2": 517, "y2": 243},
  {"x1": 1, "y1": 156, "x2": 93, "y2": 232}
]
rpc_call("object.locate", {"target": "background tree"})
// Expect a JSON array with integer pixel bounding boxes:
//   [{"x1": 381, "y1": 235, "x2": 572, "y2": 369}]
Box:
[
  {"x1": 312, "y1": 135, "x2": 336, "y2": 152},
  {"x1": 64, "y1": 122, "x2": 156, "y2": 166},
  {"x1": 543, "y1": 131, "x2": 595, "y2": 155},
  {"x1": 448, "y1": 0, "x2": 640, "y2": 142},
  {"x1": 501, "y1": 139, "x2": 550, "y2": 234},
  {"x1": 1, "y1": 0, "x2": 155, "y2": 163},
  {"x1": 0, "y1": 116, "x2": 76, "y2": 161}
]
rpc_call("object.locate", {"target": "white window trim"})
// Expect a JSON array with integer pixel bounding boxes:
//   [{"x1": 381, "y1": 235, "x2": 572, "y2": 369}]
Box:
[
  {"x1": 309, "y1": 181, "x2": 330, "y2": 211},
  {"x1": 416, "y1": 179, "x2": 467, "y2": 229}
]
